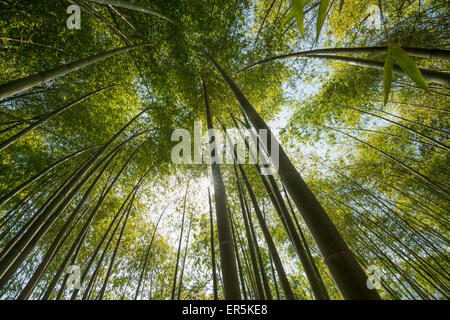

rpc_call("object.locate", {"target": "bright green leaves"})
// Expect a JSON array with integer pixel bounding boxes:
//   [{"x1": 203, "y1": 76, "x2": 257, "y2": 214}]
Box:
[
  {"x1": 284, "y1": 0, "x2": 330, "y2": 40},
  {"x1": 316, "y1": 0, "x2": 330, "y2": 41},
  {"x1": 383, "y1": 44, "x2": 394, "y2": 105},
  {"x1": 282, "y1": 8, "x2": 295, "y2": 28},
  {"x1": 383, "y1": 43, "x2": 428, "y2": 104},
  {"x1": 291, "y1": 0, "x2": 305, "y2": 37},
  {"x1": 391, "y1": 44, "x2": 428, "y2": 90}
]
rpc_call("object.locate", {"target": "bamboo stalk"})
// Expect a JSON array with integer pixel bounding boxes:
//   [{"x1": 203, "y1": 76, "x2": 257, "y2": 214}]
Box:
[
  {"x1": 209, "y1": 56, "x2": 380, "y2": 300},
  {"x1": 85, "y1": 0, "x2": 174, "y2": 23},
  {"x1": 239, "y1": 52, "x2": 450, "y2": 86},
  {"x1": 0, "y1": 44, "x2": 149, "y2": 99},
  {"x1": 203, "y1": 80, "x2": 242, "y2": 300}
]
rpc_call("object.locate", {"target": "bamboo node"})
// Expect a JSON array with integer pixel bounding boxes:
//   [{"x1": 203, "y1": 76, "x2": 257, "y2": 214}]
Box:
[
  {"x1": 323, "y1": 249, "x2": 353, "y2": 264},
  {"x1": 219, "y1": 240, "x2": 233, "y2": 247}
]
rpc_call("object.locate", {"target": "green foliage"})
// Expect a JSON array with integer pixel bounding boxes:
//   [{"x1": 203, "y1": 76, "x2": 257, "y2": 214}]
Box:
[
  {"x1": 390, "y1": 43, "x2": 428, "y2": 91},
  {"x1": 0, "y1": 0, "x2": 448, "y2": 301},
  {"x1": 291, "y1": 0, "x2": 306, "y2": 37},
  {"x1": 383, "y1": 43, "x2": 428, "y2": 105},
  {"x1": 316, "y1": 0, "x2": 330, "y2": 41}
]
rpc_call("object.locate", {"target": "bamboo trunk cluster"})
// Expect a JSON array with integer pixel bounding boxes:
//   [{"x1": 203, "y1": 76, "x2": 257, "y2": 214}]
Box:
[{"x1": 208, "y1": 55, "x2": 381, "y2": 300}]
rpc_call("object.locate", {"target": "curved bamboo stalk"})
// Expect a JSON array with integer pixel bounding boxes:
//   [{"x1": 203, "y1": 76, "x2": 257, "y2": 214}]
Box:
[
  {"x1": 239, "y1": 52, "x2": 450, "y2": 86},
  {"x1": 328, "y1": 126, "x2": 449, "y2": 197},
  {"x1": 0, "y1": 85, "x2": 118, "y2": 151},
  {"x1": 85, "y1": 0, "x2": 174, "y2": 23},
  {"x1": 0, "y1": 145, "x2": 99, "y2": 208},
  {"x1": 2, "y1": 37, "x2": 77, "y2": 57},
  {"x1": 244, "y1": 47, "x2": 450, "y2": 64},
  {"x1": 313, "y1": 158, "x2": 449, "y2": 262},
  {"x1": 97, "y1": 190, "x2": 135, "y2": 300},
  {"x1": 20, "y1": 142, "x2": 148, "y2": 299},
  {"x1": 0, "y1": 44, "x2": 149, "y2": 99},
  {"x1": 0, "y1": 110, "x2": 151, "y2": 287},
  {"x1": 68, "y1": 174, "x2": 147, "y2": 300},
  {"x1": 17, "y1": 152, "x2": 117, "y2": 300},
  {"x1": 338, "y1": 105, "x2": 450, "y2": 150}
]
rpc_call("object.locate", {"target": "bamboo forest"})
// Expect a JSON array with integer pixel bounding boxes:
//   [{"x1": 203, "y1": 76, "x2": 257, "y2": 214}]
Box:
[{"x1": 0, "y1": 0, "x2": 449, "y2": 302}]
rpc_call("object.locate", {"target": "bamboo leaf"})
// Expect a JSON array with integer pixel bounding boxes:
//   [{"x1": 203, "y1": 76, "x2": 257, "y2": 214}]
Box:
[
  {"x1": 391, "y1": 43, "x2": 428, "y2": 90},
  {"x1": 282, "y1": 9, "x2": 295, "y2": 28},
  {"x1": 383, "y1": 44, "x2": 394, "y2": 105},
  {"x1": 291, "y1": 0, "x2": 305, "y2": 37},
  {"x1": 316, "y1": 0, "x2": 330, "y2": 41}
]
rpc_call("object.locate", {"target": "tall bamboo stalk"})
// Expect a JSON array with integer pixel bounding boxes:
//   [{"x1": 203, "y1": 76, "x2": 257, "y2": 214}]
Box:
[
  {"x1": 209, "y1": 56, "x2": 380, "y2": 299},
  {"x1": 82, "y1": 199, "x2": 130, "y2": 299},
  {"x1": 85, "y1": 0, "x2": 174, "y2": 23},
  {"x1": 234, "y1": 218, "x2": 258, "y2": 299},
  {"x1": 229, "y1": 211, "x2": 248, "y2": 300},
  {"x1": 55, "y1": 212, "x2": 92, "y2": 300},
  {"x1": 237, "y1": 163, "x2": 295, "y2": 300},
  {"x1": 0, "y1": 145, "x2": 100, "y2": 208},
  {"x1": 203, "y1": 80, "x2": 241, "y2": 300},
  {"x1": 0, "y1": 45, "x2": 149, "y2": 99},
  {"x1": 0, "y1": 110, "x2": 150, "y2": 287},
  {"x1": 282, "y1": 185, "x2": 326, "y2": 295},
  {"x1": 263, "y1": 203, "x2": 281, "y2": 300},
  {"x1": 18, "y1": 151, "x2": 118, "y2": 300},
  {"x1": 69, "y1": 175, "x2": 146, "y2": 300},
  {"x1": 171, "y1": 185, "x2": 188, "y2": 300},
  {"x1": 206, "y1": 170, "x2": 219, "y2": 300},
  {"x1": 134, "y1": 203, "x2": 168, "y2": 300},
  {"x1": 321, "y1": 190, "x2": 449, "y2": 297},
  {"x1": 245, "y1": 200, "x2": 273, "y2": 300},
  {"x1": 0, "y1": 143, "x2": 122, "y2": 289},
  {"x1": 97, "y1": 188, "x2": 136, "y2": 300},
  {"x1": 42, "y1": 146, "x2": 149, "y2": 299},
  {"x1": 239, "y1": 51, "x2": 450, "y2": 86},
  {"x1": 177, "y1": 214, "x2": 193, "y2": 300},
  {"x1": 226, "y1": 113, "x2": 330, "y2": 299},
  {"x1": 233, "y1": 165, "x2": 265, "y2": 300}
]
